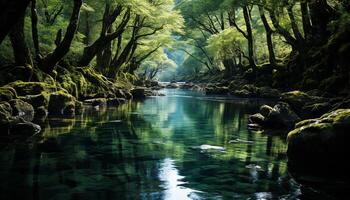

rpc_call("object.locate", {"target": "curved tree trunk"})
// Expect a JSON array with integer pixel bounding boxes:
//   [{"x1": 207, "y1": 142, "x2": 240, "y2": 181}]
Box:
[{"x1": 40, "y1": 0, "x2": 83, "y2": 73}]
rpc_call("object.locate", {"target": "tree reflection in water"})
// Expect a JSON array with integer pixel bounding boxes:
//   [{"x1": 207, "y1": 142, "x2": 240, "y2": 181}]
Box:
[{"x1": 0, "y1": 89, "x2": 300, "y2": 200}]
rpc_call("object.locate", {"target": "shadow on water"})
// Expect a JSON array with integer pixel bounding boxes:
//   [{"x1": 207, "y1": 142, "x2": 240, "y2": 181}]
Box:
[{"x1": 0, "y1": 89, "x2": 305, "y2": 200}]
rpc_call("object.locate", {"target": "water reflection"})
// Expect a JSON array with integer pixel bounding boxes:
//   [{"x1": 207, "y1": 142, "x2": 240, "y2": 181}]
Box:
[{"x1": 0, "y1": 89, "x2": 300, "y2": 200}]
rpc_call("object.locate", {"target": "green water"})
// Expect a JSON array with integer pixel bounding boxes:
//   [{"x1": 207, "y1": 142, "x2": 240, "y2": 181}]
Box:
[{"x1": 0, "y1": 89, "x2": 300, "y2": 200}]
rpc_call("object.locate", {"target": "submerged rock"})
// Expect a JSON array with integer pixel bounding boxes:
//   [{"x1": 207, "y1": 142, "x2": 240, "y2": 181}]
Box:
[
  {"x1": 287, "y1": 109, "x2": 350, "y2": 192},
  {"x1": 10, "y1": 121, "x2": 41, "y2": 136},
  {"x1": 249, "y1": 102, "x2": 300, "y2": 128}
]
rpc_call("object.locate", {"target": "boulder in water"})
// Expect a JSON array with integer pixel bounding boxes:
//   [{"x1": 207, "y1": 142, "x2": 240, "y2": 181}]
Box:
[{"x1": 287, "y1": 109, "x2": 350, "y2": 192}]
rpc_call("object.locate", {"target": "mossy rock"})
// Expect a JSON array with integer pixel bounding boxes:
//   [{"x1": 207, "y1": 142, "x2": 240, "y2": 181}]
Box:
[
  {"x1": 48, "y1": 91, "x2": 76, "y2": 115},
  {"x1": 0, "y1": 86, "x2": 17, "y2": 101},
  {"x1": 9, "y1": 99, "x2": 35, "y2": 122},
  {"x1": 6, "y1": 81, "x2": 57, "y2": 96},
  {"x1": 287, "y1": 109, "x2": 350, "y2": 190},
  {"x1": 84, "y1": 98, "x2": 107, "y2": 107},
  {"x1": 20, "y1": 92, "x2": 50, "y2": 108},
  {"x1": 0, "y1": 102, "x2": 12, "y2": 125},
  {"x1": 281, "y1": 90, "x2": 327, "y2": 117},
  {"x1": 131, "y1": 88, "x2": 146, "y2": 99}
]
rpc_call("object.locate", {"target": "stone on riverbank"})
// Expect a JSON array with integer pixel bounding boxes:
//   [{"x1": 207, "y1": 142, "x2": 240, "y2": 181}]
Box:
[
  {"x1": 249, "y1": 102, "x2": 300, "y2": 128},
  {"x1": 9, "y1": 99, "x2": 35, "y2": 122},
  {"x1": 287, "y1": 109, "x2": 350, "y2": 191}
]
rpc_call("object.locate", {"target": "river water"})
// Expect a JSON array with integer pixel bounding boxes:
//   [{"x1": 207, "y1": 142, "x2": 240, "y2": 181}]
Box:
[{"x1": 0, "y1": 89, "x2": 301, "y2": 200}]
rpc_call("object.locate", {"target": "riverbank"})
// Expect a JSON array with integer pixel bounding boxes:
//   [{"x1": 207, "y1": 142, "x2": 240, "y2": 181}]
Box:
[{"x1": 0, "y1": 66, "x2": 162, "y2": 138}]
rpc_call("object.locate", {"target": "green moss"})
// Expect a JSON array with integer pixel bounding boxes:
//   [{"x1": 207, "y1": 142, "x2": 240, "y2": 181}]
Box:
[
  {"x1": 20, "y1": 92, "x2": 50, "y2": 108},
  {"x1": 48, "y1": 90, "x2": 76, "y2": 115},
  {"x1": 0, "y1": 86, "x2": 17, "y2": 101},
  {"x1": 6, "y1": 81, "x2": 58, "y2": 96}
]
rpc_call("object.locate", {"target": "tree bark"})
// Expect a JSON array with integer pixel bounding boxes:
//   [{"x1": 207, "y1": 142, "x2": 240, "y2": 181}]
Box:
[
  {"x1": 40, "y1": 0, "x2": 83, "y2": 73},
  {"x1": 0, "y1": 0, "x2": 31, "y2": 44},
  {"x1": 9, "y1": 15, "x2": 33, "y2": 68},
  {"x1": 78, "y1": 8, "x2": 130, "y2": 67},
  {"x1": 308, "y1": 0, "x2": 337, "y2": 44},
  {"x1": 259, "y1": 5, "x2": 276, "y2": 66},
  {"x1": 300, "y1": 2, "x2": 312, "y2": 42},
  {"x1": 243, "y1": 6, "x2": 256, "y2": 69},
  {"x1": 31, "y1": 0, "x2": 41, "y2": 60}
]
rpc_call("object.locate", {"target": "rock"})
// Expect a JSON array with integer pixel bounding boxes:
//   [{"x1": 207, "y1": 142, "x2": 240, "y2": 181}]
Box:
[
  {"x1": 266, "y1": 102, "x2": 300, "y2": 127},
  {"x1": 7, "y1": 81, "x2": 57, "y2": 96},
  {"x1": 287, "y1": 109, "x2": 350, "y2": 192},
  {"x1": 0, "y1": 86, "x2": 17, "y2": 101},
  {"x1": 281, "y1": 91, "x2": 328, "y2": 118},
  {"x1": 144, "y1": 80, "x2": 159, "y2": 88},
  {"x1": 75, "y1": 101, "x2": 84, "y2": 114},
  {"x1": 20, "y1": 92, "x2": 50, "y2": 108},
  {"x1": 248, "y1": 113, "x2": 265, "y2": 124},
  {"x1": 257, "y1": 87, "x2": 281, "y2": 98},
  {"x1": 107, "y1": 98, "x2": 127, "y2": 106},
  {"x1": 48, "y1": 91, "x2": 76, "y2": 115},
  {"x1": 180, "y1": 83, "x2": 194, "y2": 89},
  {"x1": 0, "y1": 102, "x2": 12, "y2": 125},
  {"x1": 10, "y1": 121, "x2": 41, "y2": 136},
  {"x1": 84, "y1": 98, "x2": 107, "y2": 107},
  {"x1": 9, "y1": 99, "x2": 35, "y2": 122},
  {"x1": 205, "y1": 86, "x2": 229, "y2": 95},
  {"x1": 166, "y1": 83, "x2": 179, "y2": 89},
  {"x1": 249, "y1": 102, "x2": 300, "y2": 128},
  {"x1": 302, "y1": 102, "x2": 332, "y2": 117},
  {"x1": 260, "y1": 105, "x2": 274, "y2": 117},
  {"x1": 35, "y1": 106, "x2": 48, "y2": 119},
  {"x1": 232, "y1": 89, "x2": 252, "y2": 98},
  {"x1": 131, "y1": 88, "x2": 146, "y2": 99}
]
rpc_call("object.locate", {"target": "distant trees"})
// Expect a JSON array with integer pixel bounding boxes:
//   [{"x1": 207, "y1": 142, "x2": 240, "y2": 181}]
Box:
[
  {"x1": 176, "y1": 0, "x2": 346, "y2": 80},
  {"x1": 0, "y1": 0, "x2": 183, "y2": 80}
]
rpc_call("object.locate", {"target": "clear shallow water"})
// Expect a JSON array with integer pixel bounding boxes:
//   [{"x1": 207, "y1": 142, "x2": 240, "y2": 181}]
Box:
[{"x1": 0, "y1": 89, "x2": 301, "y2": 200}]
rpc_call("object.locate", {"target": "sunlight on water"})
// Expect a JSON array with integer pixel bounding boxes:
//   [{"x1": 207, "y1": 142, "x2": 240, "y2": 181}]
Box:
[{"x1": 159, "y1": 158, "x2": 203, "y2": 200}]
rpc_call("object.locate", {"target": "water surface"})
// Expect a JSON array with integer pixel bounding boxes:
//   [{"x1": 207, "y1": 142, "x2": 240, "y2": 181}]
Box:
[{"x1": 0, "y1": 89, "x2": 300, "y2": 200}]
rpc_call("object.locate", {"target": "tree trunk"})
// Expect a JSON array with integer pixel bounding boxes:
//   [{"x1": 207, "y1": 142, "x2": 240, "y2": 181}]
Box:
[
  {"x1": 243, "y1": 6, "x2": 256, "y2": 70},
  {"x1": 259, "y1": 5, "x2": 276, "y2": 66},
  {"x1": 10, "y1": 15, "x2": 33, "y2": 68},
  {"x1": 40, "y1": 0, "x2": 82, "y2": 73},
  {"x1": 300, "y1": 2, "x2": 312, "y2": 42},
  {"x1": 78, "y1": 8, "x2": 130, "y2": 67},
  {"x1": 31, "y1": 0, "x2": 41, "y2": 60},
  {"x1": 287, "y1": 5, "x2": 304, "y2": 42},
  {"x1": 83, "y1": 12, "x2": 91, "y2": 45},
  {"x1": 0, "y1": 0, "x2": 31, "y2": 44},
  {"x1": 9, "y1": 14, "x2": 33, "y2": 81},
  {"x1": 308, "y1": 0, "x2": 336, "y2": 44}
]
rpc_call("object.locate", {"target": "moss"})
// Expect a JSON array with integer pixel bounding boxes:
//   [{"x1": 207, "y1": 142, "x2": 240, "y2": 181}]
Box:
[
  {"x1": 20, "y1": 92, "x2": 50, "y2": 108},
  {"x1": 48, "y1": 90, "x2": 76, "y2": 115},
  {"x1": 0, "y1": 86, "x2": 17, "y2": 101},
  {"x1": 9, "y1": 99, "x2": 35, "y2": 122},
  {"x1": 0, "y1": 102, "x2": 12, "y2": 124},
  {"x1": 6, "y1": 81, "x2": 58, "y2": 96}
]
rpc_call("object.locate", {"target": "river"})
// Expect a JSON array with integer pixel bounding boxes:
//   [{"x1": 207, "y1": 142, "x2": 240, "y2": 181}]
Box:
[{"x1": 0, "y1": 89, "x2": 301, "y2": 200}]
